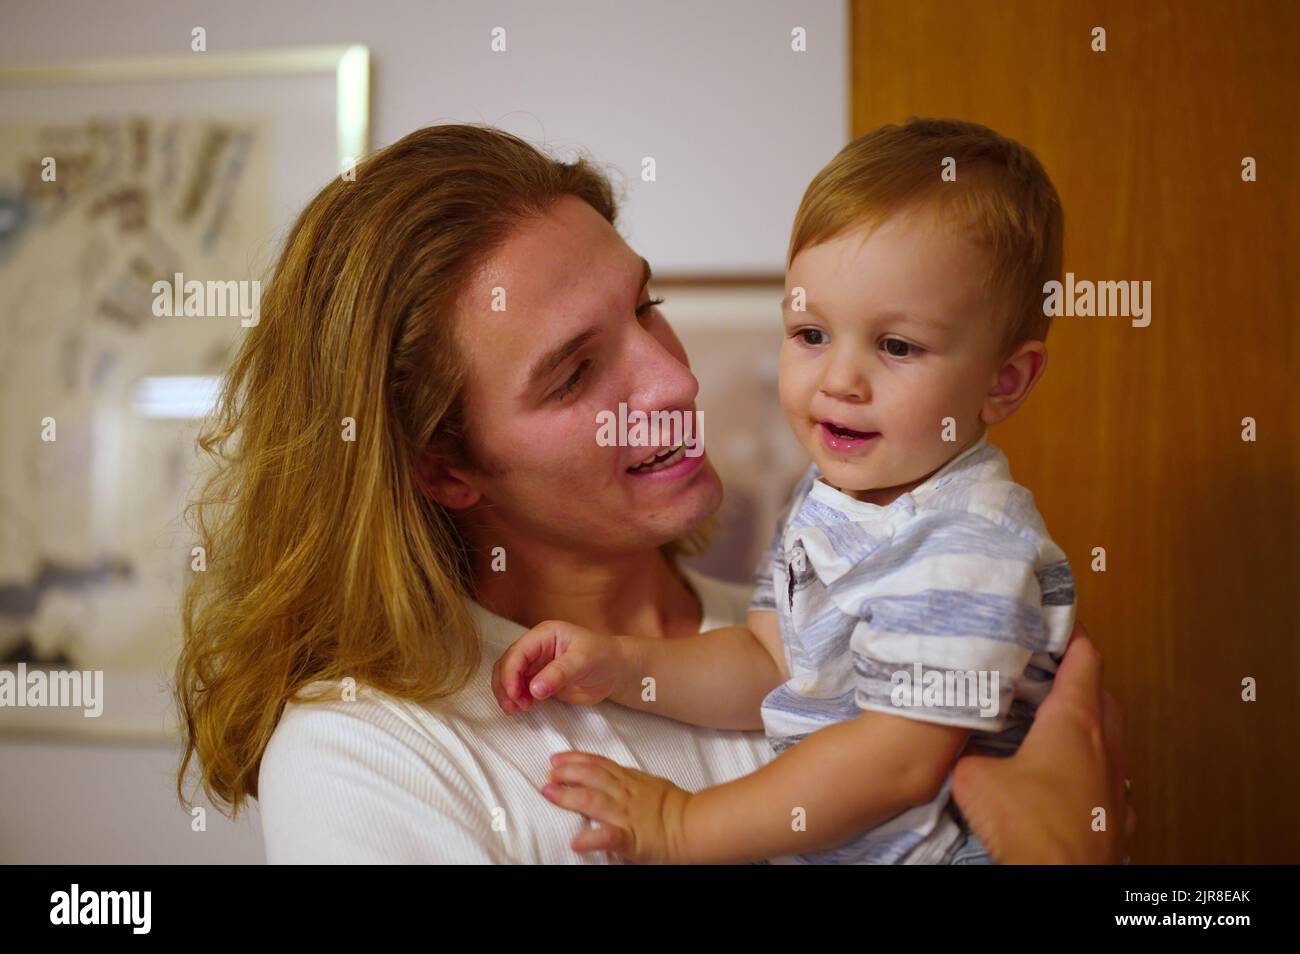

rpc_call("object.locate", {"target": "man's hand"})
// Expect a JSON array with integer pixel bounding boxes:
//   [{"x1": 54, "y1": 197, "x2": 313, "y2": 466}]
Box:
[
  {"x1": 491, "y1": 620, "x2": 631, "y2": 713},
  {"x1": 541, "y1": 751, "x2": 693, "y2": 864},
  {"x1": 952, "y1": 621, "x2": 1136, "y2": 863}
]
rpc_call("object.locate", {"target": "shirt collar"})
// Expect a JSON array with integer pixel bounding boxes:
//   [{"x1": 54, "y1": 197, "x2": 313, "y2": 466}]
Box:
[{"x1": 809, "y1": 428, "x2": 992, "y2": 515}]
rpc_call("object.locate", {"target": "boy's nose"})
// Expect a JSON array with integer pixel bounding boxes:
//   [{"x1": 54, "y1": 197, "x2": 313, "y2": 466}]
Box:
[{"x1": 820, "y1": 354, "x2": 871, "y2": 402}]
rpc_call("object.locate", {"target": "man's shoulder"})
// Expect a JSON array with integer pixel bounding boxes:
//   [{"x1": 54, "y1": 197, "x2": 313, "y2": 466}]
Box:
[
  {"x1": 258, "y1": 678, "x2": 496, "y2": 818},
  {"x1": 257, "y1": 677, "x2": 513, "y2": 863},
  {"x1": 261, "y1": 678, "x2": 468, "y2": 786}
]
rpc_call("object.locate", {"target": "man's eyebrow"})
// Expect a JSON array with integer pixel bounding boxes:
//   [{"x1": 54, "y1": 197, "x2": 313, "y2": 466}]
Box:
[
  {"x1": 523, "y1": 257, "x2": 651, "y2": 393},
  {"x1": 526, "y1": 327, "x2": 600, "y2": 391}
]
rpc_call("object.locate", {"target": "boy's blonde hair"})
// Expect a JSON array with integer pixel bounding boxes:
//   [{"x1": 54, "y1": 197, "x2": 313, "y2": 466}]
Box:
[{"x1": 788, "y1": 117, "x2": 1064, "y2": 355}]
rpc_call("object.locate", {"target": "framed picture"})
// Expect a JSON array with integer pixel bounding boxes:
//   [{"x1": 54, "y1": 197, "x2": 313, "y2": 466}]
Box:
[
  {"x1": 0, "y1": 46, "x2": 370, "y2": 739},
  {"x1": 650, "y1": 279, "x2": 808, "y2": 587}
]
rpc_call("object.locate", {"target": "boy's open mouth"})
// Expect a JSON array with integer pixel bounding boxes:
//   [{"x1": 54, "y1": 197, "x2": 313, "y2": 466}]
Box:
[
  {"x1": 819, "y1": 421, "x2": 880, "y2": 455},
  {"x1": 821, "y1": 421, "x2": 877, "y2": 440}
]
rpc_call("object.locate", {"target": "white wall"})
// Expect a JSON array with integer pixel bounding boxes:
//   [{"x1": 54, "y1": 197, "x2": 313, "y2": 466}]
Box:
[
  {"x1": 0, "y1": 738, "x2": 264, "y2": 863},
  {"x1": 0, "y1": 0, "x2": 849, "y2": 276},
  {"x1": 0, "y1": 0, "x2": 848, "y2": 863}
]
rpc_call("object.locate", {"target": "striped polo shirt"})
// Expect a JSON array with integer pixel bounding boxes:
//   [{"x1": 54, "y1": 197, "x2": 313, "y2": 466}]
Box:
[{"x1": 751, "y1": 431, "x2": 1076, "y2": 864}]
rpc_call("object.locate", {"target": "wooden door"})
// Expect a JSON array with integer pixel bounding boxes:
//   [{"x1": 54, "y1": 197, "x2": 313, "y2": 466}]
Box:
[{"x1": 851, "y1": 0, "x2": 1299, "y2": 862}]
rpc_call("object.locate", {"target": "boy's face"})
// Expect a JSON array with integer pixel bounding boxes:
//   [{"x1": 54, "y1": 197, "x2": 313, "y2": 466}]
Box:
[{"x1": 780, "y1": 207, "x2": 1007, "y2": 505}]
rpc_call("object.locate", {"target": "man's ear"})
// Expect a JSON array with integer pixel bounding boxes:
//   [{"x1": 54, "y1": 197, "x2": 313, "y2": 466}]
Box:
[
  {"x1": 980, "y1": 340, "x2": 1048, "y2": 426},
  {"x1": 415, "y1": 448, "x2": 483, "y2": 510}
]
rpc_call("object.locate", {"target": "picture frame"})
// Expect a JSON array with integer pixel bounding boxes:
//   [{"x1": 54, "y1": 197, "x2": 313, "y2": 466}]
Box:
[
  {"x1": 0, "y1": 46, "x2": 370, "y2": 741},
  {"x1": 649, "y1": 279, "x2": 808, "y2": 587}
]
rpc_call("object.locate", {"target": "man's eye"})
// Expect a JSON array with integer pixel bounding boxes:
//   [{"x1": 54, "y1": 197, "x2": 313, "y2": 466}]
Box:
[
  {"x1": 881, "y1": 338, "x2": 920, "y2": 358},
  {"x1": 637, "y1": 296, "x2": 665, "y2": 320},
  {"x1": 553, "y1": 359, "x2": 591, "y2": 399},
  {"x1": 794, "y1": 328, "x2": 827, "y2": 346}
]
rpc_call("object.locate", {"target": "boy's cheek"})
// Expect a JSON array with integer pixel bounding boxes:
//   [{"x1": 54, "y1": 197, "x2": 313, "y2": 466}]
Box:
[
  {"x1": 779, "y1": 396, "x2": 808, "y2": 442},
  {"x1": 776, "y1": 369, "x2": 810, "y2": 419}
]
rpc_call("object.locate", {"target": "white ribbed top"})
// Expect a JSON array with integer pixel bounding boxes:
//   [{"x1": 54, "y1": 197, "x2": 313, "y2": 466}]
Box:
[{"x1": 257, "y1": 569, "x2": 772, "y2": 863}]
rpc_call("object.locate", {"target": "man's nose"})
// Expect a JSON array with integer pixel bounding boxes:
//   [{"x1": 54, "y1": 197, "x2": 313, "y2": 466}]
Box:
[{"x1": 624, "y1": 332, "x2": 700, "y2": 416}]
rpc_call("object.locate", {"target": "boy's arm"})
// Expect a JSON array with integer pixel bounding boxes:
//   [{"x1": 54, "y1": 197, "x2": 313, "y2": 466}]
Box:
[
  {"x1": 692, "y1": 515, "x2": 1062, "y2": 862},
  {"x1": 608, "y1": 610, "x2": 787, "y2": 730},
  {"x1": 680, "y1": 712, "x2": 969, "y2": 863},
  {"x1": 613, "y1": 480, "x2": 802, "y2": 731},
  {"x1": 548, "y1": 709, "x2": 970, "y2": 864}
]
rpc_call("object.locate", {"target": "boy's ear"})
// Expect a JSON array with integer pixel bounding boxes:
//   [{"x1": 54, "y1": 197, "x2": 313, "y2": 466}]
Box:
[
  {"x1": 415, "y1": 448, "x2": 483, "y2": 510},
  {"x1": 980, "y1": 340, "x2": 1048, "y2": 426}
]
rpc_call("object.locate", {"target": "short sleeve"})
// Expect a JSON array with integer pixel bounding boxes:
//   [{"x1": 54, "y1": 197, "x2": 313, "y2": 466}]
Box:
[
  {"x1": 258, "y1": 698, "x2": 511, "y2": 864},
  {"x1": 748, "y1": 514, "x2": 784, "y2": 613},
  {"x1": 845, "y1": 511, "x2": 1075, "y2": 733},
  {"x1": 749, "y1": 466, "x2": 818, "y2": 614}
]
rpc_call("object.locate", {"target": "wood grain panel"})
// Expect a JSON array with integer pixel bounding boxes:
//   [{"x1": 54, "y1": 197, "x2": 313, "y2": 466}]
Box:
[{"x1": 851, "y1": 0, "x2": 1299, "y2": 862}]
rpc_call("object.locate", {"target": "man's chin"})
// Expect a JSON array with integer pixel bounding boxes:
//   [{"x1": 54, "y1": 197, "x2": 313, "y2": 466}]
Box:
[{"x1": 643, "y1": 459, "x2": 724, "y2": 545}]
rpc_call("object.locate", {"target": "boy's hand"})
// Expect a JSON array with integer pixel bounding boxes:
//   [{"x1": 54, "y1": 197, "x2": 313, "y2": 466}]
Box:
[
  {"x1": 541, "y1": 751, "x2": 693, "y2": 864},
  {"x1": 491, "y1": 620, "x2": 630, "y2": 713}
]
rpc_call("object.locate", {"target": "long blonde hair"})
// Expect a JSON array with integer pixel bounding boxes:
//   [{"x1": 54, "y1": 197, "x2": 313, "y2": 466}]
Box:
[{"x1": 175, "y1": 124, "x2": 634, "y2": 815}]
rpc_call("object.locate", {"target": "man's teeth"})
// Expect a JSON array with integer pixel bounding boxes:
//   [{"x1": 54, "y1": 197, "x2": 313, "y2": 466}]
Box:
[{"x1": 629, "y1": 444, "x2": 687, "y2": 473}]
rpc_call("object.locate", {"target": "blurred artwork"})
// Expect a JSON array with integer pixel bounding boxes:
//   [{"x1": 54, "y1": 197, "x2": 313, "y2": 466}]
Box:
[
  {"x1": 671, "y1": 301, "x2": 809, "y2": 588},
  {"x1": 0, "y1": 116, "x2": 271, "y2": 692}
]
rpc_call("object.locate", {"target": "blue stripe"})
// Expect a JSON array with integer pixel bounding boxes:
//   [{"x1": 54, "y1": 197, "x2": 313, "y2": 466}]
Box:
[
  {"x1": 845, "y1": 513, "x2": 1040, "y2": 581},
  {"x1": 1036, "y1": 560, "x2": 1076, "y2": 606},
  {"x1": 862, "y1": 590, "x2": 1047, "y2": 650},
  {"x1": 762, "y1": 684, "x2": 858, "y2": 726},
  {"x1": 798, "y1": 828, "x2": 927, "y2": 865}
]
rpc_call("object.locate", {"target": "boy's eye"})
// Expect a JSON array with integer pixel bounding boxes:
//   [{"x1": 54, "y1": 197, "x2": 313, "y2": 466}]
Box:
[
  {"x1": 553, "y1": 359, "x2": 591, "y2": 400},
  {"x1": 881, "y1": 338, "x2": 920, "y2": 358},
  {"x1": 794, "y1": 328, "x2": 827, "y2": 346}
]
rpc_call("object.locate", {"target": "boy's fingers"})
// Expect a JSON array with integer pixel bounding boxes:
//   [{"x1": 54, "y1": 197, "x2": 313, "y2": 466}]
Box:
[
  {"x1": 541, "y1": 781, "x2": 621, "y2": 824},
  {"x1": 550, "y1": 750, "x2": 620, "y2": 771},
  {"x1": 488, "y1": 657, "x2": 517, "y2": 714},
  {"x1": 572, "y1": 824, "x2": 630, "y2": 856},
  {"x1": 497, "y1": 630, "x2": 562, "y2": 704},
  {"x1": 501, "y1": 642, "x2": 541, "y2": 698},
  {"x1": 489, "y1": 656, "x2": 504, "y2": 701},
  {"x1": 549, "y1": 759, "x2": 623, "y2": 799},
  {"x1": 529, "y1": 657, "x2": 581, "y2": 699},
  {"x1": 494, "y1": 648, "x2": 520, "y2": 702}
]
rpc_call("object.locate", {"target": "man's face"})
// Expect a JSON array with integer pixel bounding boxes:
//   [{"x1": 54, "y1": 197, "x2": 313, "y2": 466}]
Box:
[
  {"x1": 446, "y1": 195, "x2": 722, "y2": 556},
  {"x1": 780, "y1": 209, "x2": 1004, "y2": 505}
]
